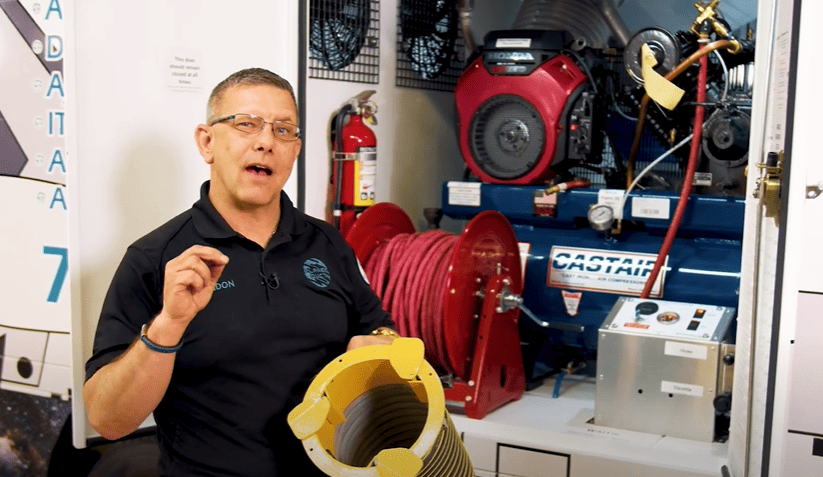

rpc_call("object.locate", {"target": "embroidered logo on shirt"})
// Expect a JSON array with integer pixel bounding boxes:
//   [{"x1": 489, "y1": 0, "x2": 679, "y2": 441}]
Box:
[
  {"x1": 213, "y1": 279, "x2": 236, "y2": 291},
  {"x1": 303, "y1": 258, "x2": 331, "y2": 288}
]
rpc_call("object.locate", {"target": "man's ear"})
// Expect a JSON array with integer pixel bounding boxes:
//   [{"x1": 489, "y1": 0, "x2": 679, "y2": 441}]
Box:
[{"x1": 195, "y1": 124, "x2": 215, "y2": 164}]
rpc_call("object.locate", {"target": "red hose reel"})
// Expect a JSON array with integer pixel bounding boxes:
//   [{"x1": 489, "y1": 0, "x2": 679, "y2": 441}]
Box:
[{"x1": 346, "y1": 203, "x2": 526, "y2": 419}]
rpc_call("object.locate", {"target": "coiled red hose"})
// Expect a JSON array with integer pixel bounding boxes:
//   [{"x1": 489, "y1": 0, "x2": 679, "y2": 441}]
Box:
[{"x1": 365, "y1": 230, "x2": 460, "y2": 374}]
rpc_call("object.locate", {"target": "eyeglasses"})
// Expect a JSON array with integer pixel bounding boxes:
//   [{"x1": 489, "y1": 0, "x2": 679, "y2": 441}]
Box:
[{"x1": 209, "y1": 113, "x2": 301, "y2": 141}]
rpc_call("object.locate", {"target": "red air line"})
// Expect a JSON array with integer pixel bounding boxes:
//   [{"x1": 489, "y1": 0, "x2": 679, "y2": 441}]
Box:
[{"x1": 641, "y1": 43, "x2": 710, "y2": 298}]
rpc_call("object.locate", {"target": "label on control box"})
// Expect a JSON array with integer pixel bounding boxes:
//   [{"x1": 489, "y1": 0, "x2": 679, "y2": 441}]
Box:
[
  {"x1": 661, "y1": 380, "x2": 704, "y2": 397},
  {"x1": 664, "y1": 341, "x2": 708, "y2": 360}
]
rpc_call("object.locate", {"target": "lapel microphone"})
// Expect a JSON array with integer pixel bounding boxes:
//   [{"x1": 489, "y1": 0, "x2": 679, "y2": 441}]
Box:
[{"x1": 260, "y1": 272, "x2": 279, "y2": 290}]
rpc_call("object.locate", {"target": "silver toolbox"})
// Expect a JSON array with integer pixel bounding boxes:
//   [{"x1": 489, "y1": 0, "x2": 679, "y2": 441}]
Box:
[{"x1": 594, "y1": 297, "x2": 735, "y2": 442}]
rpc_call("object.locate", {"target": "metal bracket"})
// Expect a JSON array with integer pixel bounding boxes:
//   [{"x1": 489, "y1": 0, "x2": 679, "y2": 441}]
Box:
[{"x1": 806, "y1": 182, "x2": 823, "y2": 199}]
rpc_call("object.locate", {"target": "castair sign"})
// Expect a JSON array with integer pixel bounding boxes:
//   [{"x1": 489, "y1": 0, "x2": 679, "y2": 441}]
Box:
[{"x1": 0, "y1": 0, "x2": 71, "y2": 400}]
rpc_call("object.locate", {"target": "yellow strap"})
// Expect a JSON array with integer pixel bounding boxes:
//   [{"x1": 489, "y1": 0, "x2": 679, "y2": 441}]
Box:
[{"x1": 641, "y1": 43, "x2": 685, "y2": 111}]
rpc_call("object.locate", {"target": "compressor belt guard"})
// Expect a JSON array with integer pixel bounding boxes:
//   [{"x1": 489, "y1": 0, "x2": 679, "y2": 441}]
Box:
[{"x1": 287, "y1": 338, "x2": 474, "y2": 477}]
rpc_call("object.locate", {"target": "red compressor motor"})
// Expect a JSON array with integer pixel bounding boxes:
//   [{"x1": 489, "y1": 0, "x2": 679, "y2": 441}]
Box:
[
  {"x1": 329, "y1": 91, "x2": 378, "y2": 237},
  {"x1": 455, "y1": 30, "x2": 602, "y2": 184}
]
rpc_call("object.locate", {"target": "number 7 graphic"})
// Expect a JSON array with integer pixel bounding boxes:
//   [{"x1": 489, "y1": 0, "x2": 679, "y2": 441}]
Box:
[{"x1": 43, "y1": 246, "x2": 68, "y2": 303}]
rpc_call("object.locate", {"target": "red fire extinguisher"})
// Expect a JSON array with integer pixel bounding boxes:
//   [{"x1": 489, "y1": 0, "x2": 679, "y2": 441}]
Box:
[{"x1": 329, "y1": 90, "x2": 378, "y2": 237}]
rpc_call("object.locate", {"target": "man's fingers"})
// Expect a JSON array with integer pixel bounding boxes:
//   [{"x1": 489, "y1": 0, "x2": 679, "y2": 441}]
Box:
[
  {"x1": 346, "y1": 335, "x2": 396, "y2": 351},
  {"x1": 171, "y1": 269, "x2": 205, "y2": 294},
  {"x1": 186, "y1": 245, "x2": 229, "y2": 267},
  {"x1": 169, "y1": 247, "x2": 229, "y2": 282},
  {"x1": 187, "y1": 255, "x2": 214, "y2": 281},
  {"x1": 205, "y1": 259, "x2": 228, "y2": 284},
  {"x1": 185, "y1": 246, "x2": 229, "y2": 283}
]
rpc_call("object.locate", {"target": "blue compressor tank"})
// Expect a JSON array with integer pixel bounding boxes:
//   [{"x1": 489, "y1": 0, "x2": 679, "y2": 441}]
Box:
[{"x1": 441, "y1": 182, "x2": 743, "y2": 378}]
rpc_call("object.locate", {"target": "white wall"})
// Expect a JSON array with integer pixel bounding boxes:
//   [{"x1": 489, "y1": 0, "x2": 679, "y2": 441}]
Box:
[{"x1": 65, "y1": 0, "x2": 299, "y2": 446}]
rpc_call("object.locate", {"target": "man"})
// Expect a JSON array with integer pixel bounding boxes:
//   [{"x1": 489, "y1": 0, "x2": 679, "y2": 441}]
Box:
[{"x1": 83, "y1": 68, "x2": 396, "y2": 476}]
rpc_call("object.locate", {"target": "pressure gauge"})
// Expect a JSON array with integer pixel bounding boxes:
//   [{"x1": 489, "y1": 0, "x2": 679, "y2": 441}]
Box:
[{"x1": 587, "y1": 203, "x2": 615, "y2": 232}]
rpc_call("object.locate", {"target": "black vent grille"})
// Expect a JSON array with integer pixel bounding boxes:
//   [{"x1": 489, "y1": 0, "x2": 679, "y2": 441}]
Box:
[
  {"x1": 310, "y1": 0, "x2": 381, "y2": 83},
  {"x1": 396, "y1": 0, "x2": 465, "y2": 91}
]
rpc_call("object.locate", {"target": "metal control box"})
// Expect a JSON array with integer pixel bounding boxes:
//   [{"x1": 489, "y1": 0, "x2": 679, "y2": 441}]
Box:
[{"x1": 595, "y1": 297, "x2": 735, "y2": 442}]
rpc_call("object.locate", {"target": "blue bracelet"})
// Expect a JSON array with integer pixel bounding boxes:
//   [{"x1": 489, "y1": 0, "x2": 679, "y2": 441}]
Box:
[{"x1": 140, "y1": 324, "x2": 183, "y2": 354}]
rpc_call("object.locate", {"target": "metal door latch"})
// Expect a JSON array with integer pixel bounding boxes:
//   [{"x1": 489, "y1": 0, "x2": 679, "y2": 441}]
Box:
[{"x1": 753, "y1": 150, "x2": 783, "y2": 218}]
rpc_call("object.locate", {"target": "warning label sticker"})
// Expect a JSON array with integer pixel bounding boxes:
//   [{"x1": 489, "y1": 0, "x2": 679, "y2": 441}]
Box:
[
  {"x1": 547, "y1": 246, "x2": 666, "y2": 297},
  {"x1": 561, "y1": 290, "x2": 582, "y2": 316}
]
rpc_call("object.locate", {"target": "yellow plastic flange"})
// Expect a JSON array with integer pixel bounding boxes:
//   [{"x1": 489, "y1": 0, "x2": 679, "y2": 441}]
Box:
[{"x1": 287, "y1": 338, "x2": 445, "y2": 477}]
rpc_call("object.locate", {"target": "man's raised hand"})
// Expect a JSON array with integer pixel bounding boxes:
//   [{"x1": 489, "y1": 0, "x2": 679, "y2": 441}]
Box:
[{"x1": 161, "y1": 245, "x2": 229, "y2": 327}]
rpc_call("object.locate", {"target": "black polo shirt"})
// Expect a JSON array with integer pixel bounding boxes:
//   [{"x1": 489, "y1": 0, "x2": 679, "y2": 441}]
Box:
[{"x1": 85, "y1": 181, "x2": 393, "y2": 477}]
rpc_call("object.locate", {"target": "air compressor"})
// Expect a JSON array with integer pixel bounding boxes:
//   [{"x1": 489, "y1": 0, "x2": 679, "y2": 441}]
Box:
[
  {"x1": 448, "y1": 0, "x2": 751, "y2": 375},
  {"x1": 329, "y1": 91, "x2": 378, "y2": 237}
]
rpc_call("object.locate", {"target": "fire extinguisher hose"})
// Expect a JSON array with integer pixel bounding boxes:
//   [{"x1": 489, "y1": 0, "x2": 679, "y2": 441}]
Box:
[
  {"x1": 364, "y1": 230, "x2": 461, "y2": 375},
  {"x1": 332, "y1": 104, "x2": 353, "y2": 228}
]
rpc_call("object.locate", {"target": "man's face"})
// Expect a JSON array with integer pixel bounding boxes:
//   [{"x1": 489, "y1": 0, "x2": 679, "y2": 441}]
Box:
[{"x1": 196, "y1": 84, "x2": 301, "y2": 211}]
